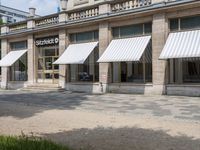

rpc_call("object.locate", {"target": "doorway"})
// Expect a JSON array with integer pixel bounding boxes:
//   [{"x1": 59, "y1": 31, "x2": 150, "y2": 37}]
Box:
[{"x1": 37, "y1": 46, "x2": 59, "y2": 84}]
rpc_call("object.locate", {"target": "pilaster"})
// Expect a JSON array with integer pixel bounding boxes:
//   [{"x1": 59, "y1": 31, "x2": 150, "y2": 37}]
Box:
[
  {"x1": 99, "y1": 22, "x2": 111, "y2": 93},
  {"x1": 1, "y1": 39, "x2": 9, "y2": 89},
  {"x1": 27, "y1": 35, "x2": 36, "y2": 84},
  {"x1": 152, "y1": 13, "x2": 168, "y2": 94},
  {"x1": 58, "y1": 29, "x2": 68, "y2": 88}
]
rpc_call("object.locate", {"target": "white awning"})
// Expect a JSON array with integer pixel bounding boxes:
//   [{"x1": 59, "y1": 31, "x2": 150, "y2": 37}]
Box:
[
  {"x1": 0, "y1": 50, "x2": 27, "y2": 67},
  {"x1": 159, "y1": 30, "x2": 200, "y2": 59},
  {"x1": 98, "y1": 36, "x2": 151, "y2": 63},
  {"x1": 54, "y1": 42, "x2": 98, "y2": 64}
]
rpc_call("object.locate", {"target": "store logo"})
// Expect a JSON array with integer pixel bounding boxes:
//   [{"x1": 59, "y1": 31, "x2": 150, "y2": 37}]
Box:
[{"x1": 35, "y1": 36, "x2": 59, "y2": 47}]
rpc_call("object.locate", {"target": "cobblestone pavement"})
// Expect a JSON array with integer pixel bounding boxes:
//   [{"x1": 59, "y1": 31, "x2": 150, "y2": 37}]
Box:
[{"x1": 0, "y1": 90, "x2": 199, "y2": 122}]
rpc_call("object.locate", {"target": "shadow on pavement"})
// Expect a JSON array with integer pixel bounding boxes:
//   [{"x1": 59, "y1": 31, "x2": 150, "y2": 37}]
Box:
[
  {"x1": 0, "y1": 91, "x2": 90, "y2": 119},
  {"x1": 42, "y1": 127, "x2": 200, "y2": 150}
]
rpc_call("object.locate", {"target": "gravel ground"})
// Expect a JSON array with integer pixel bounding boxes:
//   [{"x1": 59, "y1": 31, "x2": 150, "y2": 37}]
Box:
[{"x1": 0, "y1": 91, "x2": 199, "y2": 150}]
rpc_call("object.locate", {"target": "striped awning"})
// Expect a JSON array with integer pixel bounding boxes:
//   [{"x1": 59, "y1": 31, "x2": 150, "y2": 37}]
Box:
[
  {"x1": 0, "y1": 50, "x2": 27, "y2": 67},
  {"x1": 98, "y1": 36, "x2": 151, "y2": 62},
  {"x1": 53, "y1": 42, "x2": 98, "y2": 64},
  {"x1": 159, "y1": 30, "x2": 200, "y2": 59}
]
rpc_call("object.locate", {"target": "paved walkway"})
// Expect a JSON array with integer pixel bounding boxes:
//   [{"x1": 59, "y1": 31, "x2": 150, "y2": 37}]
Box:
[
  {"x1": 0, "y1": 91, "x2": 199, "y2": 150},
  {"x1": 0, "y1": 90, "x2": 199, "y2": 121}
]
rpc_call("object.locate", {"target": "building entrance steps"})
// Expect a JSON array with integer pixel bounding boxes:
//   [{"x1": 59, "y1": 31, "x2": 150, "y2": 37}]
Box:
[{"x1": 21, "y1": 83, "x2": 65, "y2": 92}]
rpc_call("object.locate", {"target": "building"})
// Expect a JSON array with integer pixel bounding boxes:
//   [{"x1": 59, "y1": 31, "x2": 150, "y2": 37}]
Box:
[
  {"x1": 0, "y1": 0, "x2": 199, "y2": 96},
  {"x1": 0, "y1": 5, "x2": 30, "y2": 23}
]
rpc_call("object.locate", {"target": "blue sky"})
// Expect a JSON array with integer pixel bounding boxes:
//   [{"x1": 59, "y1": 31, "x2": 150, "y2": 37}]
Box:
[{"x1": 1, "y1": 0, "x2": 59, "y2": 16}]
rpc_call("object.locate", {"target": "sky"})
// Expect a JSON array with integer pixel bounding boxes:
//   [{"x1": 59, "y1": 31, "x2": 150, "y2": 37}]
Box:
[{"x1": 1, "y1": 0, "x2": 59, "y2": 16}]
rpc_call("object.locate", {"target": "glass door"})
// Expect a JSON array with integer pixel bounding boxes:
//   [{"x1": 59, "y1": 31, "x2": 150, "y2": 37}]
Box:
[{"x1": 37, "y1": 47, "x2": 59, "y2": 83}]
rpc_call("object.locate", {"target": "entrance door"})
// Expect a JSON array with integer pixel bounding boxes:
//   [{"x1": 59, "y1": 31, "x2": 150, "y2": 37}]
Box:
[{"x1": 37, "y1": 47, "x2": 59, "y2": 83}]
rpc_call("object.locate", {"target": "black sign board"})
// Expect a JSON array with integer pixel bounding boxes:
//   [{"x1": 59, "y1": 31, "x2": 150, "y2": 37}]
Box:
[{"x1": 35, "y1": 36, "x2": 59, "y2": 47}]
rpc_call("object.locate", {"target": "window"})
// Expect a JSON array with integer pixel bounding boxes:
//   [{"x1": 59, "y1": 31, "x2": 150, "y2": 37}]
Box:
[
  {"x1": 169, "y1": 15, "x2": 200, "y2": 84},
  {"x1": 69, "y1": 31, "x2": 99, "y2": 82},
  {"x1": 181, "y1": 16, "x2": 200, "y2": 30},
  {"x1": 70, "y1": 30, "x2": 98, "y2": 43},
  {"x1": 111, "y1": 23, "x2": 152, "y2": 83},
  {"x1": 170, "y1": 15, "x2": 200, "y2": 31},
  {"x1": 112, "y1": 23, "x2": 152, "y2": 39},
  {"x1": 170, "y1": 18, "x2": 179, "y2": 31},
  {"x1": 169, "y1": 59, "x2": 200, "y2": 83},
  {"x1": 10, "y1": 41, "x2": 27, "y2": 81},
  {"x1": 144, "y1": 22, "x2": 152, "y2": 34},
  {"x1": 10, "y1": 41, "x2": 27, "y2": 50},
  {"x1": 70, "y1": 48, "x2": 99, "y2": 82},
  {"x1": 112, "y1": 44, "x2": 152, "y2": 83}
]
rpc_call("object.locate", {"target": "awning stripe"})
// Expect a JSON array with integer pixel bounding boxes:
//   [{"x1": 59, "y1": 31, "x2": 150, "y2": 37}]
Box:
[
  {"x1": 159, "y1": 30, "x2": 200, "y2": 59},
  {"x1": 54, "y1": 42, "x2": 98, "y2": 64},
  {"x1": 98, "y1": 36, "x2": 151, "y2": 62},
  {"x1": 0, "y1": 50, "x2": 27, "y2": 67}
]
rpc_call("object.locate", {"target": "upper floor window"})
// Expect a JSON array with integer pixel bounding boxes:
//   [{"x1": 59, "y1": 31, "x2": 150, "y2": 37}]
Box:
[
  {"x1": 10, "y1": 41, "x2": 27, "y2": 50},
  {"x1": 112, "y1": 22, "x2": 152, "y2": 39},
  {"x1": 70, "y1": 30, "x2": 99, "y2": 43},
  {"x1": 170, "y1": 15, "x2": 200, "y2": 31}
]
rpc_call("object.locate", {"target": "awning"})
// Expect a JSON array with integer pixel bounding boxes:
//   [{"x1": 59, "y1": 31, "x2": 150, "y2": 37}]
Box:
[
  {"x1": 159, "y1": 30, "x2": 200, "y2": 59},
  {"x1": 0, "y1": 50, "x2": 27, "y2": 67},
  {"x1": 98, "y1": 36, "x2": 151, "y2": 62},
  {"x1": 54, "y1": 42, "x2": 98, "y2": 64}
]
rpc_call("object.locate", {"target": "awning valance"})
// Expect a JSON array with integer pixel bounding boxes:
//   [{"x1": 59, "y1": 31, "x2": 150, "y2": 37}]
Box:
[
  {"x1": 159, "y1": 30, "x2": 200, "y2": 59},
  {"x1": 98, "y1": 36, "x2": 151, "y2": 63},
  {"x1": 54, "y1": 42, "x2": 98, "y2": 64},
  {"x1": 0, "y1": 50, "x2": 27, "y2": 67}
]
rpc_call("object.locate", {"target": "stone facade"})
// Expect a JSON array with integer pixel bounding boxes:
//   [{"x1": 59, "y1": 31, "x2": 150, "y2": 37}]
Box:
[{"x1": 0, "y1": 0, "x2": 200, "y2": 96}]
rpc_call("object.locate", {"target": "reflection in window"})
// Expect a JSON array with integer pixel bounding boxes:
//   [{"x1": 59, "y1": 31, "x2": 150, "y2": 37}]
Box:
[{"x1": 70, "y1": 48, "x2": 99, "y2": 82}]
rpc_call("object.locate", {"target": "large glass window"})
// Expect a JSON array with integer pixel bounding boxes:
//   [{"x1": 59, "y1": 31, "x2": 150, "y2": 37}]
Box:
[
  {"x1": 69, "y1": 31, "x2": 99, "y2": 82},
  {"x1": 70, "y1": 30, "x2": 98, "y2": 43},
  {"x1": 181, "y1": 16, "x2": 200, "y2": 30},
  {"x1": 169, "y1": 59, "x2": 200, "y2": 83},
  {"x1": 112, "y1": 46, "x2": 152, "y2": 83},
  {"x1": 112, "y1": 22, "x2": 152, "y2": 38},
  {"x1": 111, "y1": 23, "x2": 152, "y2": 83},
  {"x1": 10, "y1": 41, "x2": 27, "y2": 50},
  {"x1": 169, "y1": 15, "x2": 200, "y2": 84},
  {"x1": 10, "y1": 41, "x2": 27, "y2": 81},
  {"x1": 170, "y1": 15, "x2": 200, "y2": 31}
]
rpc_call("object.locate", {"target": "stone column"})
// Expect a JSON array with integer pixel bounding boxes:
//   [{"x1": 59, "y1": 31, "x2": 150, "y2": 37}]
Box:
[
  {"x1": 1, "y1": 39, "x2": 9, "y2": 89},
  {"x1": 99, "y1": 22, "x2": 111, "y2": 93},
  {"x1": 58, "y1": 29, "x2": 68, "y2": 88},
  {"x1": 152, "y1": 13, "x2": 168, "y2": 95},
  {"x1": 98, "y1": 3, "x2": 111, "y2": 93},
  {"x1": 27, "y1": 35, "x2": 36, "y2": 84},
  {"x1": 27, "y1": 19, "x2": 36, "y2": 85}
]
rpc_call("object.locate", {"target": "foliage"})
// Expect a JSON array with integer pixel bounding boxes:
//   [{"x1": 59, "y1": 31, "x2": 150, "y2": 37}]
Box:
[{"x1": 0, "y1": 133, "x2": 70, "y2": 150}]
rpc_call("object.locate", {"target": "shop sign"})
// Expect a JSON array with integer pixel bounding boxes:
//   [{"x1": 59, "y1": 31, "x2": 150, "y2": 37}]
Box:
[{"x1": 35, "y1": 36, "x2": 59, "y2": 47}]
